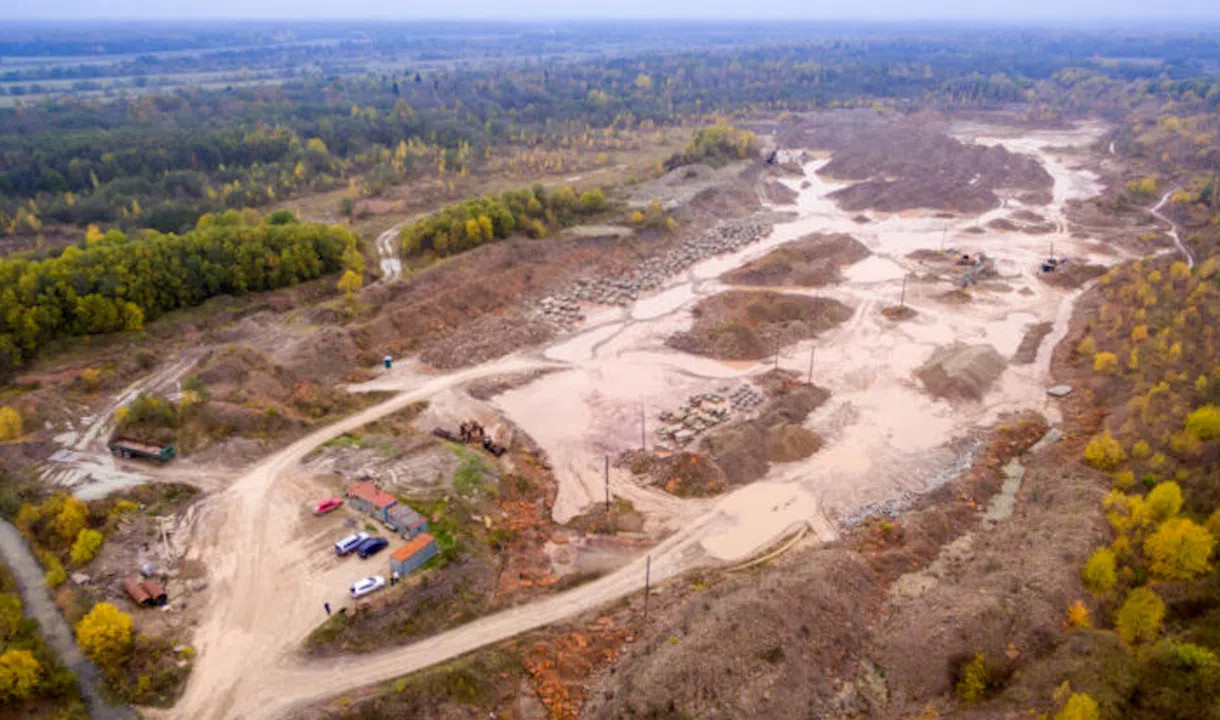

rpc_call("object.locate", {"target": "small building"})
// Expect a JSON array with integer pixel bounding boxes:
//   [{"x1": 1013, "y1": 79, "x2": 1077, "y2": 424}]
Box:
[
  {"x1": 385, "y1": 504, "x2": 429, "y2": 539},
  {"x1": 389, "y1": 533, "x2": 438, "y2": 579},
  {"x1": 346, "y1": 481, "x2": 398, "y2": 523}
]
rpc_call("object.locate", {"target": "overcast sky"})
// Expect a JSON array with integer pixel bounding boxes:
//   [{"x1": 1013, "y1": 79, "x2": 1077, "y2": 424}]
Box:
[{"x1": 5, "y1": 0, "x2": 1220, "y2": 21}]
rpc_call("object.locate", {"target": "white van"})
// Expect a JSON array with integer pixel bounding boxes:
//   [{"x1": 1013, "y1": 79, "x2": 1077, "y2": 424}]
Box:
[{"x1": 334, "y1": 532, "x2": 369, "y2": 556}]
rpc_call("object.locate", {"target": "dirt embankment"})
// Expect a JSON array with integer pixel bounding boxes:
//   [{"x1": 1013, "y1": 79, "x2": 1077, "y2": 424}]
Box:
[
  {"x1": 793, "y1": 115, "x2": 1053, "y2": 213},
  {"x1": 721, "y1": 233, "x2": 870, "y2": 287},
  {"x1": 666, "y1": 290, "x2": 852, "y2": 361}
]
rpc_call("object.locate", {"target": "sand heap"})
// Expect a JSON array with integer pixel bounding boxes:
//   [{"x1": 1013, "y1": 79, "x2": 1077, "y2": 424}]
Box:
[{"x1": 915, "y1": 343, "x2": 1006, "y2": 401}]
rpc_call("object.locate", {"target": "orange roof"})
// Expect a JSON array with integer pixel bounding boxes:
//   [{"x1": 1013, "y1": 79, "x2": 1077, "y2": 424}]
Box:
[
  {"x1": 391, "y1": 532, "x2": 437, "y2": 561},
  {"x1": 347, "y1": 481, "x2": 396, "y2": 509}
]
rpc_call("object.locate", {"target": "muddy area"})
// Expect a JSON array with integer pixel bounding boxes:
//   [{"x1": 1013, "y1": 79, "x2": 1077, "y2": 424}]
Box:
[
  {"x1": 666, "y1": 290, "x2": 852, "y2": 360},
  {"x1": 1012, "y1": 321, "x2": 1054, "y2": 364},
  {"x1": 721, "y1": 232, "x2": 870, "y2": 287}
]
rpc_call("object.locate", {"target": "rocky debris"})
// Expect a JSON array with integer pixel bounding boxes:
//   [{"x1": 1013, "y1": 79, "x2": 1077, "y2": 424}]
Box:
[
  {"x1": 981, "y1": 461, "x2": 1025, "y2": 528},
  {"x1": 528, "y1": 213, "x2": 786, "y2": 330},
  {"x1": 654, "y1": 385, "x2": 763, "y2": 450}
]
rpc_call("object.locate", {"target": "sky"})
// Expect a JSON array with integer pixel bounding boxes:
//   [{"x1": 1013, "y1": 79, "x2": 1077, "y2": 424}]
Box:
[{"x1": 4, "y1": 0, "x2": 1220, "y2": 21}]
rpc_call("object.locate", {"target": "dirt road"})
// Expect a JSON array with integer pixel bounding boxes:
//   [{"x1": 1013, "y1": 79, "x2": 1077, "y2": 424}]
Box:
[
  {"x1": 168, "y1": 121, "x2": 1127, "y2": 719},
  {"x1": 1151, "y1": 188, "x2": 1194, "y2": 269},
  {"x1": 373, "y1": 221, "x2": 405, "y2": 282}
]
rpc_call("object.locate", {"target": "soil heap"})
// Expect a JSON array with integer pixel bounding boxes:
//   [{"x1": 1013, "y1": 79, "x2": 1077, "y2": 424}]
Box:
[{"x1": 915, "y1": 343, "x2": 1006, "y2": 401}]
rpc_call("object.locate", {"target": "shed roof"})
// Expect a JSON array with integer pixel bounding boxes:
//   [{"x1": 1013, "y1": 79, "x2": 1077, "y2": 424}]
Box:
[
  {"x1": 391, "y1": 532, "x2": 437, "y2": 562},
  {"x1": 387, "y1": 504, "x2": 426, "y2": 526},
  {"x1": 347, "y1": 481, "x2": 397, "y2": 509}
]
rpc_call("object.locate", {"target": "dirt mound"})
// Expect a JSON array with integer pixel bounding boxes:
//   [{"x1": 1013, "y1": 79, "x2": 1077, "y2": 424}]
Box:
[
  {"x1": 762, "y1": 179, "x2": 798, "y2": 205},
  {"x1": 987, "y1": 217, "x2": 1020, "y2": 231},
  {"x1": 720, "y1": 233, "x2": 870, "y2": 288},
  {"x1": 667, "y1": 290, "x2": 852, "y2": 361},
  {"x1": 273, "y1": 326, "x2": 357, "y2": 384},
  {"x1": 934, "y1": 289, "x2": 973, "y2": 305},
  {"x1": 584, "y1": 549, "x2": 879, "y2": 720},
  {"x1": 817, "y1": 125, "x2": 1053, "y2": 214},
  {"x1": 1012, "y1": 321, "x2": 1053, "y2": 364},
  {"x1": 764, "y1": 423, "x2": 822, "y2": 462},
  {"x1": 649, "y1": 452, "x2": 728, "y2": 497},
  {"x1": 1038, "y1": 263, "x2": 1106, "y2": 289},
  {"x1": 916, "y1": 343, "x2": 1006, "y2": 401},
  {"x1": 881, "y1": 305, "x2": 917, "y2": 321},
  {"x1": 419, "y1": 314, "x2": 554, "y2": 370}
]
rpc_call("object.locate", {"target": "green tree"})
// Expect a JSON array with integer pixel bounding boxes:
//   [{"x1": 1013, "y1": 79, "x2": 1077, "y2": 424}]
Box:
[
  {"x1": 1145, "y1": 518, "x2": 1215, "y2": 581},
  {"x1": 1115, "y1": 587, "x2": 1165, "y2": 644},
  {"x1": 75, "y1": 603, "x2": 132, "y2": 667},
  {"x1": 1081, "y1": 548, "x2": 1117, "y2": 595},
  {"x1": 0, "y1": 649, "x2": 42, "y2": 703}
]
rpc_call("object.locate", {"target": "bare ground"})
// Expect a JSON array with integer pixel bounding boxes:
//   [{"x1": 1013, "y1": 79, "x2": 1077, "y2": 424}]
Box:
[
  {"x1": 665, "y1": 290, "x2": 852, "y2": 361},
  {"x1": 720, "y1": 232, "x2": 870, "y2": 287}
]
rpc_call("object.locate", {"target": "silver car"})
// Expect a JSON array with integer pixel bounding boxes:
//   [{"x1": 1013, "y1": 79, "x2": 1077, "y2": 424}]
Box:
[
  {"x1": 334, "y1": 532, "x2": 369, "y2": 556},
  {"x1": 349, "y1": 575, "x2": 386, "y2": 599}
]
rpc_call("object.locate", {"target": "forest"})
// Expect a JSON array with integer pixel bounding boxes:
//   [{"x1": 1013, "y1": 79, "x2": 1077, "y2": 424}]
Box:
[
  {"x1": 2, "y1": 24, "x2": 1219, "y2": 240},
  {"x1": 0, "y1": 211, "x2": 356, "y2": 378}
]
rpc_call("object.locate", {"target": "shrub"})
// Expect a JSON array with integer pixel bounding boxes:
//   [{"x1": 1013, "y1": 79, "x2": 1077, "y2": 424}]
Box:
[
  {"x1": 75, "y1": 603, "x2": 132, "y2": 667},
  {"x1": 1054, "y1": 692, "x2": 1100, "y2": 720},
  {"x1": 1144, "y1": 518, "x2": 1215, "y2": 581},
  {"x1": 1084, "y1": 431, "x2": 1126, "y2": 471},
  {"x1": 0, "y1": 406, "x2": 22, "y2": 440},
  {"x1": 1081, "y1": 548, "x2": 1117, "y2": 595},
  {"x1": 43, "y1": 555, "x2": 66, "y2": 588},
  {"x1": 53, "y1": 496, "x2": 88, "y2": 545},
  {"x1": 1184, "y1": 405, "x2": 1220, "y2": 441},
  {"x1": 0, "y1": 593, "x2": 22, "y2": 640},
  {"x1": 1132, "y1": 440, "x2": 1151, "y2": 459},
  {"x1": 1066, "y1": 600, "x2": 1092, "y2": 628},
  {"x1": 69, "y1": 528, "x2": 103, "y2": 566},
  {"x1": 955, "y1": 652, "x2": 988, "y2": 704},
  {"x1": 1076, "y1": 335, "x2": 1096, "y2": 356},
  {"x1": 1115, "y1": 587, "x2": 1165, "y2": 644},
  {"x1": 1093, "y1": 352, "x2": 1119, "y2": 374},
  {"x1": 0, "y1": 649, "x2": 42, "y2": 703}
]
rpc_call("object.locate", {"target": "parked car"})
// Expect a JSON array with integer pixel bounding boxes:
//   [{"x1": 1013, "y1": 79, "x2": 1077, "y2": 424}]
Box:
[
  {"x1": 349, "y1": 575, "x2": 386, "y2": 599},
  {"x1": 355, "y1": 536, "x2": 389, "y2": 558},
  {"x1": 313, "y1": 497, "x2": 343, "y2": 515},
  {"x1": 334, "y1": 532, "x2": 370, "y2": 556}
]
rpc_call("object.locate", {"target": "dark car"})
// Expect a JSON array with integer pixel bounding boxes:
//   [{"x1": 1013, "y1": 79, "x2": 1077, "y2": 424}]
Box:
[{"x1": 356, "y1": 536, "x2": 389, "y2": 559}]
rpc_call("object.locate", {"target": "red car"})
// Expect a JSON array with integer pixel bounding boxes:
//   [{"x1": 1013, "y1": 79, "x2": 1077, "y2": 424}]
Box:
[{"x1": 313, "y1": 497, "x2": 343, "y2": 515}]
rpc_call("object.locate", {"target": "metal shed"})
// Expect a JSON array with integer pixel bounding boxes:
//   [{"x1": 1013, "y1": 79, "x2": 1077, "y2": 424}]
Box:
[
  {"x1": 386, "y1": 504, "x2": 429, "y2": 539},
  {"x1": 389, "y1": 533, "x2": 438, "y2": 579},
  {"x1": 346, "y1": 482, "x2": 398, "y2": 523}
]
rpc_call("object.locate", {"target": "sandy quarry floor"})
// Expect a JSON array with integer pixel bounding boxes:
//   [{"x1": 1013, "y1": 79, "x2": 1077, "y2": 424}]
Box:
[{"x1": 156, "y1": 121, "x2": 1138, "y2": 720}]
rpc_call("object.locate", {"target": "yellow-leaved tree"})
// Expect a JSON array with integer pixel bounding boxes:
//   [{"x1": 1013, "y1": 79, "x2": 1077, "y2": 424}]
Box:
[
  {"x1": 75, "y1": 603, "x2": 132, "y2": 667},
  {"x1": 0, "y1": 406, "x2": 21, "y2": 441},
  {"x1": 1084, "y1": 432, "x2": 1126, "y2": 471},
  {"x1": 0, "y1": 649, "x2": 42, "y2": 702},
  {"x1": 53, "y1": 496, "x2": 88, "y2": 545},
  {"x1": 1054, "y1": 692, "x2": 1100, "y2": 720},
  {"x1": 1115, "y1": 587, "x2": 1165, "y2": 644},
  {"x1": 69, "y1": 528, "x2": 104, "y2": 566},
  {"x1": 1144, "y1": 518, "x2": 1215, "y2": 581},
  {"x1": 1081, "y1": 548, "x2": 1117, "y2": 595}
]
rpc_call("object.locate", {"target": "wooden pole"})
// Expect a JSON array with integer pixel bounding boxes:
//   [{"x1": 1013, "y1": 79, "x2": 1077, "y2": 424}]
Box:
[
  {"x1": 604, "y1": 454, "x2": 610, "y2": 513},
  {"x1": 640, "y1": 403, "x2": 646, "y2": 451},
  {"x1": 643, "y1": 554, "x2": 651, "y2": 627},
  {"x1": 900, "y1": 273, "x2": 908, "y2": 308},
  {"x1": 807, "y1": 345, "x2": 815, "y2": 385},
  {"x1": 774, "y1": 340, "x2": 780, "y2": 370}
]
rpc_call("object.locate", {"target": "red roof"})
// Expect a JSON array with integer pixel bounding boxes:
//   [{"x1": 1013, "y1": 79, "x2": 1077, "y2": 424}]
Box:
[
  {"x1": 346, "y1": 482, "x2": 396, "y2": 509},
  {"x1": 391, "y1": 532, "x2": 437, "y2": 562}
]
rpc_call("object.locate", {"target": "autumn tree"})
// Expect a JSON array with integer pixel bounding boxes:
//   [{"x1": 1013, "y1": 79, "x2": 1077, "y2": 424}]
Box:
[
  {"x1": 1145, "y1": 518, "x2": 1215, "y2": 581},
  {"x1": 0, "y1": 593, "x2": 22, "y2": 640},
  {"x1": 1185, "y1": 405, "x2": 1220, "y2": 441},
  {"x1": 1115, "y1": 587, "x2": 1165, "y2": 644},
  {"x1": 1084, "y1": 431, "x2": 1126, "y2": 471},
  {"x1": 53, "y1": 496, "x2": 88, "y2": 545},
  {"x1": 955, "y1": 652, "x2": 988, "y2": 704},
  {"x1": 1054, "y1": 693, "x2": 1100, "y2": 720},
  {"x1": 1081, "y1": 548, "x2": 1117, "y2": 595},
  {"x1": 0, "y1": 649, "x2": 42, "y2": 703},
  {"x1": 69, "y1": 528, "x2": 104, "y2": 567},
  {"x1": 1146, "y1": 481, "x2": 1184, "y2": 522},
  {"x1": 0, "y1": 406, "x2": 21, "y2": 441},
  {"x1": 75, "y1": 603, "x2": 132, "y2": 667}
]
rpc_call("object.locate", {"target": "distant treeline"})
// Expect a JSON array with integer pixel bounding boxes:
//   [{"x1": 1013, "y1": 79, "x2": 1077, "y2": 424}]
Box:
[
  {"x1": 399, "y1": 184, "x2": 606, "y2": 259},
  {"x1": 5, "y1": 29, "x2": 1220, "y2": 238},
  {"x1": 0, "y1": 211, "x2": 356, "y2": 378}
]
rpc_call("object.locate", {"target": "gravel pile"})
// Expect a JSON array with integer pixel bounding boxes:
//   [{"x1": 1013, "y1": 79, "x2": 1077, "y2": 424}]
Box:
[{"x1": 530, "y1": 212, "x2": 788, "y2": 330}]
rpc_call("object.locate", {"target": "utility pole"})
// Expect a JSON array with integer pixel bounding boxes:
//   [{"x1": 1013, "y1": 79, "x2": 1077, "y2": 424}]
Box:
[
  {"x1": 604, "y1": 454, "x2": 610, "y2": 514},
  {"x1": 807, "y1": 345, "x2": 815, "y2": 385},
  {"x1": 643, "y1": 554, "x2": 651, "y2": 628},
  {"x1": 774, "y1": 340, "x2": 780, "y2": 370},
  {"x1": 640, "y1": 403, "x2": 646, "y2": 451},
  {"x1": 940, "y1": 226, "x2": 947, "y2": 251},
  {"x1": 900, "y1": 273, "x2": 908, "y2": 308}
]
